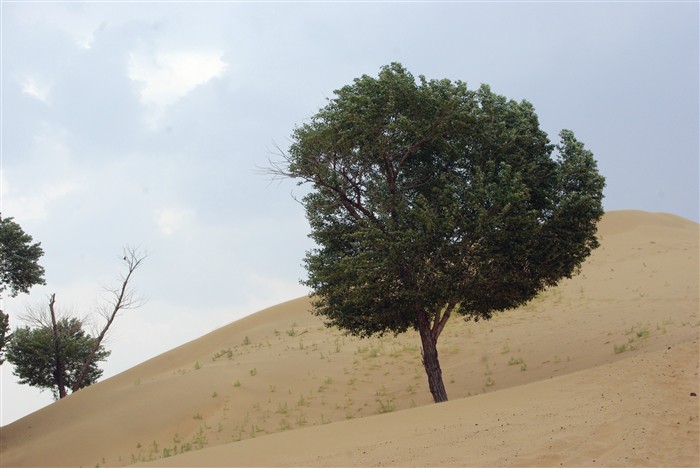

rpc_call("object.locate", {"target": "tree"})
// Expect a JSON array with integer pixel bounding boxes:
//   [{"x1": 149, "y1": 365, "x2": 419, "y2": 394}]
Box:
[
  {"x1": 272, "y1": 63, "x2": 605, "y2": 403},
  {"x1": 0, "y1": 215, "x2": 46, "y2": 298},
  {"x1": 6, "y1": 247, "x2": 146, "y2": 398},
  {"x1": 0, "y1": 215, "x2": 46, "y2": 365},
  {"x1": 5, "y1": 311, "x2": 110, "y2": 399}
]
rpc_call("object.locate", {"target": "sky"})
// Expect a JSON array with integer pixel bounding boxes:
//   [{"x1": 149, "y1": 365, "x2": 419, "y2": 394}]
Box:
[{"x1": 1, "y1": 1, "x2": 698, "y2": 425}]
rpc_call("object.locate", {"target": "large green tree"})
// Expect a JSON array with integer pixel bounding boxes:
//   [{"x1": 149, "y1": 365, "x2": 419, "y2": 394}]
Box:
[
  {"x1": 0, "y1": 215, "x2": 46, "y2": 364},
  {"x1": 275, "y1": 63, "x2": 605, "y2": 403}
]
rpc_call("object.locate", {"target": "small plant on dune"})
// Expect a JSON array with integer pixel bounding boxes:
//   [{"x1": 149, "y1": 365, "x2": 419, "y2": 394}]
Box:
[
  {"x1": 485, "y1": 376, "x2": 496, "y2": 387},
  {"x1": 508, "y1": 356, "x2": 524, "y2": 366},
  {"x1": 212, "y1": 347, "x2": 233, "y2": 361},
  {"x1": 194, "y1": 361, "x2": 202, "y2": 370},
  {"x1": 376, "y1": 397, "x2": 396, "y2": 413},
  {"x1": 614, "y1": 343, "x2": 628, "y2": 354},
  {"x1": 192, "y1": 412, "x2": 203, "y2": 420},
  {"x1": 276, "y1": 402, "x2": 289, "y2": 414},
  {"x1": 191, "y1": 426, "x2": 208, "y2": 449},
  {"x1": 318, "y1": 376, "x2": 333, "y2": 392},
  {"x1": 278, "y1": 418, "x2": 291, "y2": 431},
  {"x1": 501, "y1": 343, "x2": 510, "y2": 354},
  {"x1": 287, "y1": 328, "x2": 297, "y2": 337},
  {"x1": 249, "y1": 368, "x2": 257, "y2": 376},
  {"x1": 233, "y1": 379, "x2": 241, "y2": 387},
  {"x1": 242, "y1": 336, "x2": 251, "y2": 345},
  {"x1": 149, "y1": 440, "x2": 159, "y2": 457}
]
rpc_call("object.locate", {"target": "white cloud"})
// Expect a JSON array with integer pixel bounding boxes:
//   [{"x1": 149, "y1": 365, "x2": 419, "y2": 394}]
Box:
[
  {"x1": 154, "y1": 207, "x2": 194, "y2": 236},
  {"x1": 128, "y1": 50, "x2": 227, "y2": 107},
  {"x1": 20, "y1": 77, "x2": 52, "y2": 104},
  {"x1": 2, "y1": 178, "x2": 85, "y2": 222}
]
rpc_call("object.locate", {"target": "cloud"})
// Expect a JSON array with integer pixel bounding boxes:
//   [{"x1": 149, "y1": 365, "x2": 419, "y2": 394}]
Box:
[
  {"x1": 19, "y1": 77, "x2": 52, "y2": 104},
  {"x1": 154, "y1": 207, "x2": 194, "y2": 236},
  {"x1": 1, "y1": 121, "x2": 85, "y2": 222},
  {"x1": 127, "y1": 50, "x2": 227, "y2": 106},
  {"x1": 2, "y1": 177, "x2": 85, "y2": 222},
  {"x1": 127, "y1": 50, "x2": 228, "y2": 130}
]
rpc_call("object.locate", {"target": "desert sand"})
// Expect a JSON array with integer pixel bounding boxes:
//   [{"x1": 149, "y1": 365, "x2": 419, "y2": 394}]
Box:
[{"x1": 1, "y1": 210, "x2": 698, "y2": 467}]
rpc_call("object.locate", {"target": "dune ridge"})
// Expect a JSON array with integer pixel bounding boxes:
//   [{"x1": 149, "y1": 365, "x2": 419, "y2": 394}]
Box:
[{"x1": 1, "y1": 210, "x2": 698, "y2": 467}]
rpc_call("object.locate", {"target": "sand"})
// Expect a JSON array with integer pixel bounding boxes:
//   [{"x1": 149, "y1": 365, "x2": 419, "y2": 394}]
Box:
[{"x1": 1, "y1": 210, "x2": 698, "y2": 467}]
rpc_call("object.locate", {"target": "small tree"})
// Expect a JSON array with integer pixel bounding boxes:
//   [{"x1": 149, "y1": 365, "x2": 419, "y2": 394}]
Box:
[
  {"x1": 272, "y1": 63, "x2": 605, "y2": 403},
  {"x1": 6, "y1": 246, "x2": 146, "y2": 398},
  {"x1": 0, "y1": 215, "x2": 46, "y2": 364},
  {"x1": 6, "y1": 311, "x2": 110, "y2": 399}
]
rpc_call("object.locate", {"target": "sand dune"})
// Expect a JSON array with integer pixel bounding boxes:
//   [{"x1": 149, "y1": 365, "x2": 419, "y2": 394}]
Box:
[{"x1": 1, "y1": 210, "x2": 698, "y2": 467}]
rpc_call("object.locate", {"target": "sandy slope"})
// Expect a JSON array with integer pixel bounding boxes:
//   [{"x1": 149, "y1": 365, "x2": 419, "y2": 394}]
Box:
[{"x1": 1, "y1": 210, "x2": 698, "y2": 467}]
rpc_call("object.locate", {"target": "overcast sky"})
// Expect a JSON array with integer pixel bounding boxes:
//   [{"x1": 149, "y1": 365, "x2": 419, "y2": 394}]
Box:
[{"x1": 1, "y1": 1, "x2": 698, "y2": 425}]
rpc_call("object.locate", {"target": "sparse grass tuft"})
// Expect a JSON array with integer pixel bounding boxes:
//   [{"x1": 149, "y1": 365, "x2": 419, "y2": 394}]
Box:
[
  {"x1": 212, "y1": 348, "x2": 233, "y2": 361},
  {"x1": 508, "y1": 356, "x2": 524, "y2": 366},
  {"x1": 376, "y1": 398, "x2": 395, "y2": 413}
]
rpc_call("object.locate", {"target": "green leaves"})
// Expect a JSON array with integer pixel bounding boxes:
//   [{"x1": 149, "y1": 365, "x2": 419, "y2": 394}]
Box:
[
  {"x1": 6, "y1": 317, "x2": 110, "y2": 399},
  {"x1": 283, "y1": 63, "x2": 605, "y2": 337},
  {"x1": 0, "y1": 216, "x2": 46, "y2": 298}
]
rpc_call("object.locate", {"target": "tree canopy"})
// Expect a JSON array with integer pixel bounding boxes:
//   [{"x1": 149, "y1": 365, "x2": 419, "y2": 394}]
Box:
[
  {"x1": 0, "y1": 216, "x2": 46, "y2": 298},
  {"x1": 0, "y1": 215, "x2": 46, "y2": 365},
  {"x1": 6, "y1": 316, "x2": 110, "y2": 399},
  {"x1": 277, "y1": 63, "x2": 605, "y2": 402}
]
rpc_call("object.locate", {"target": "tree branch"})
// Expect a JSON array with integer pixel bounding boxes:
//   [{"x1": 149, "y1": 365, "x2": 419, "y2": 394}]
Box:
[
  {"x1": 431, "y1": 301, "x2": 457, "y2": 341},
  {"x1": 71, "y1": 246, "x2": 147, "y2": 393}
]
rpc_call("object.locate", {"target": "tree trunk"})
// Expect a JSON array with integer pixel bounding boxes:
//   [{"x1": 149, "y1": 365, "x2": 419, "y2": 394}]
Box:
[
  {"x1": 417, "y1": 310, "x2": 448, "y2": 403},
  {"x1": 48, "y1": 294, "x2": 67, "y2": 399}
]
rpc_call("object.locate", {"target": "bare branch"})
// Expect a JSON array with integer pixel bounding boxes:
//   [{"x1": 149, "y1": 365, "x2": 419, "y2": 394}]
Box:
[{"x1": 71, "y1": 246, "x2": 147, "y2": 393}]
